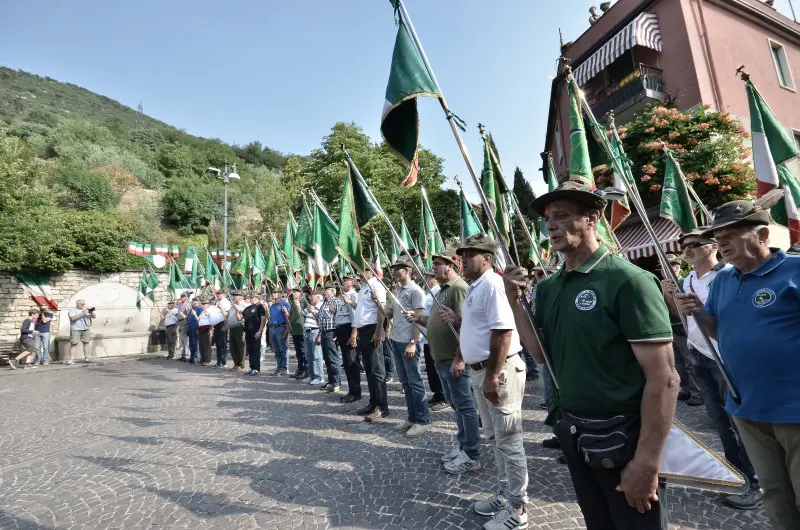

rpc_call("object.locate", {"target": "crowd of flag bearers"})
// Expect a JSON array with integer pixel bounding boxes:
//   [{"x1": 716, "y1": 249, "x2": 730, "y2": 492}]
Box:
[{"x1": 145, "y1": 3, "x2": 800, "y2": 528}]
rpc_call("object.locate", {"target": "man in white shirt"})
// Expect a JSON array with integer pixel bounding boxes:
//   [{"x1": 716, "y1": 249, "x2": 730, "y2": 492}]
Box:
[
  {"x1": 68, "y1": 299, "x2": 96, "y2": 365},
  {"x1": 176, "y1": 293, "x2": 191, "y2": 361},
  {"x1": 450, "y1": 234, "x2": 527, "y2": 530},
  {"x1": 163, "y1": 301, "x2": 180, "y2": 359},
  {"x1": 227, "y1": 291, "x2": 248, "y2": 372},
  {"x1": 663, "y1": 230, "x2": 762, "y2": 509},
  {"x1": 214, "y1": 292, "x2": 232, "y2": 368},
  {"x1": 383, "y1": 256, "x2": 427, "y2": 434},
  {"x1": 349, "y1": 263, "x2": 387, "y2": 421},
  {"x1": 337, "y1": 277, "x2": 361, "y2": 403}
]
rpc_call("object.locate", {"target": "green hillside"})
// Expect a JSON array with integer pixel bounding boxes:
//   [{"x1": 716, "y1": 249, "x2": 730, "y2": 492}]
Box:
[{"x1": 0, "y1": 67, "x2": 458, "y2": 275}]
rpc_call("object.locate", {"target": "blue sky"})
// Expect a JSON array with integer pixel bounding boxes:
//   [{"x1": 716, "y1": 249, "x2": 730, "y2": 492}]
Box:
[{"x1": 1, "y1": 0, "x2": 797, "y2": 199}]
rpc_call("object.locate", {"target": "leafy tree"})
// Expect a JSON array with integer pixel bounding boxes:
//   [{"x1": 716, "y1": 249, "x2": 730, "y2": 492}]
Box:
[
  {"x1": 156, "y1": 143, "x2": 198, "y2": 180},
  {"x1": 58, "y1": 159, "x2": 117, "y2": 211},
  {"x1": 161, "y1": 177, "x2": 225, "y2": 234},
  {"x1": 512, "y1": 167, "x2": 536, "y2": 218},
  {"x1": 611, "y1": 103, "x2": 755, "y2": 208}
]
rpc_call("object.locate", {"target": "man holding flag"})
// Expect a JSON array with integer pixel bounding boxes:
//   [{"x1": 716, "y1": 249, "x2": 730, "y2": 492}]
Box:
[{"x1": 505, "y1": 181, "x2": 677, "y2": 529}]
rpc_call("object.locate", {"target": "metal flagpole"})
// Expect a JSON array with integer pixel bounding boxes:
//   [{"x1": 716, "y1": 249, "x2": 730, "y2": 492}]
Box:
[
  {"x1": 394, "y1": 0, "x2": 557, "y2": 387},
  {"x1": 342, "y1": 146, "x2": 459, "y2": 344},
  {"x1": 659, "y1": 145, "x2": 714, "y2": 224},
  {"x1": 571, "y1": 69, "x2": 740, "y2": 402}
]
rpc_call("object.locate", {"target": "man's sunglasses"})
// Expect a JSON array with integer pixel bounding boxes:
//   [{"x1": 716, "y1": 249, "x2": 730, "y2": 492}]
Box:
[{"x1": 681, "y1": 241, "x2": 713, "y2": 249}]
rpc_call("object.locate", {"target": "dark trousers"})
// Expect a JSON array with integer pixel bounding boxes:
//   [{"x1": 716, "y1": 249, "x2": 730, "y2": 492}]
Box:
[
  {"x1": 292, "y1": 334, "x2": 307, "y2": 372},
  {"x1": 320, "y1": 329, "x2": 341, "y2": 385},
  {"x1": 673, "y1": 331, "x2": 701, "y2": 398},
  {"x1": 423, "y1": 343, "x2": 445, "y2": 403},
  {"x1": 198, "y1": 327, "x2": 212, "y2": 364},
  {"x1": 165, "y1": 325, "x2": 177, "y2": 358},
  {"x1": 188, "y1": 328, "x2": 199, "y2": 362},
  {"x1": 691, "y1": 348, "x2": 760, "y2": 489},
  {"x1": 246, "y1": 333, "x2": 260, "y2": 372},
  {"x1": 337, "y1": 324, "x2": 360, "y2": 397},
  {"x1": 214, "y1": 323, "x2": 228, "y2": 366},
  {"x1": 358, "y1": 325, "x2": 387, "y2": 410},
  {"x1": 229, "y1": 326, "x2": 245, "y2": 367},
  {"x1": 555, "y1": 419, "x2": 668, "y2": 529},
  {"x1": 382, "y1": 339, "x2": 395, "y2": 376}
]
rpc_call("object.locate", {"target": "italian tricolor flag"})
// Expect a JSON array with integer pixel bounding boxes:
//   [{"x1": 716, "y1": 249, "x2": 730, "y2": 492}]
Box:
[
  {"x1": 747, "y1": 80, "x2": 800, "y2": 243},
  {"x1": 14, "y1": 273, "x2": 58, "y2": 309}
]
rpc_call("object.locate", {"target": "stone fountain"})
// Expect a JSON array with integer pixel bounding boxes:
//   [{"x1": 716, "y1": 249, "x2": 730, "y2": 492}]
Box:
[{"x1": 55, "y1": 281, "x2": 154, "y2": 359}]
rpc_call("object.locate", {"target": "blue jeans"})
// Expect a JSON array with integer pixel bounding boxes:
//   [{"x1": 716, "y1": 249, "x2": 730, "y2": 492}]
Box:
[
  {"x1": 188, "y1": 329, "x2": 199, "y2": 362},
  {"x1": 320, "y1": 329, "x2": 341, "y2": 385},
  {"x1": 304, "y1": 328, "x2": 323, "y2": 381},
  {"x1": 522, "y1": 348, "x2": 538, "y2": 374},
  {"x1": 391, "y1": 340, "x2": 429, "y2": 425},
  {"x1": 35, "y1": 332, "x2": 51, "y2": 363},
  {"x1": 690, "y1": 348, "x2": 760, "y2": 490},
  {"x1": 269, "y1": 325, "x2": 288, "y2": 371},
  {"x1": 540, "y1": 362, "x2": 554, "y2": 407},
  {"x1": 435, "y1": 361, "x2": 480, "y2": 459}
]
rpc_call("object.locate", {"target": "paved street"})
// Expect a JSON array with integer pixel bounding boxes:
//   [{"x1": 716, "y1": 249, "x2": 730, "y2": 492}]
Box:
[{"x1": 0, "y1": 351, "x2": 770, "y2": 529}]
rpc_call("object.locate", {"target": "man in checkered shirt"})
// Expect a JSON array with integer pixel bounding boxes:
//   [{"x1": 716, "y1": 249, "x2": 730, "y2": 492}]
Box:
[{"x1": 318, "y1": 282, "x2": 344, "y2": 393}]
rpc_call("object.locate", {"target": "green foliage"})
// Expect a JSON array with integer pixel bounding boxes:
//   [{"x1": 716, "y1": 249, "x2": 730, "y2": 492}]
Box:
[
  {"x1": 161, "y1": 178, "x2": 224, "y2": 235},
  {"x1": 58, "y1": 160, "x2": 117, "y2": 211},
  {"x1": 234, "y1": 141, "x2": 288, "y2": 170},
  {"x1": 610, "y1": 104, "x2": 755, "y2": 209},
  {"x1": 65, "y1": 211, "x2": 143, "y2": 272}
]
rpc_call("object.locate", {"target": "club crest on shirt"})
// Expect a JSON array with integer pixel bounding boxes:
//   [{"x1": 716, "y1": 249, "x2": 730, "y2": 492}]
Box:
[
  {"x1": 466, "y1": 295, "x2": 474, "y2": 307},
  {"x1": 575, "y1": 290, "x2": 597, "y2": 311},
  {"x1": 752, "y1": 288, "x2": 776, "y2": 308}
]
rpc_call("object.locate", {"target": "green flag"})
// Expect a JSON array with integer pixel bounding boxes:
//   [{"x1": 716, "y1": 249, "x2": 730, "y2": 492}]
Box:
[
  {"x1": 294, "y1": 197, "x2": 314, "y2": 255},
  {"x1": 265, "y1": 238, "x2": 278, "y2": 286},
  {"x1": 459, "y1": 189, "x2": 483, "y2": 244},
  {"x1": 567, "y1": 80, "x2": 593, "y2": 186},
  {"x1": 381, "y1": 4, "x2": 442, "y2": 186},
  {"x1": 183, "y1": 246, "x2": 200, "y2": 288},
  {"x1": 336, "y1": 171, "x2": 366, "y2": 271},
  {"x1": 236, "y1": 241, "x2": 251, "y2": 279},
  {"x1": 311, "y1": 200, "x2": 339, "y2": 277},
  {"x1": 373, "y1": 233, "x2": 390, "y2": 272},
  {"x1": 661, "y1": 152, "x2": 698, "y2": 233},
  {"x1": 481, "y1": 137, "x2": 509, "y2": 244},
  {"x1": 136, "y1": 269, "x2": 160, "y2": 310},
  {"x1": 418, "y1": 187, "x2": 443, "y2": 268},
  {"x1": 252, "y1": 243, "x2": 267, "y2": 288},
  {"x1": 169, "y1": 260, "x2": 191, "y2": 294},
  {"x1": 283, "y1": 216, "x2": 303, "y2": 272}
]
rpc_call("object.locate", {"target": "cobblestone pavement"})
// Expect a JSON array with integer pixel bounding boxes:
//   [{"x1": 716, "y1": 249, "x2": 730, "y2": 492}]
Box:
[{"x1": 0, "y1": 350, "x2": 770, "y2": 529}]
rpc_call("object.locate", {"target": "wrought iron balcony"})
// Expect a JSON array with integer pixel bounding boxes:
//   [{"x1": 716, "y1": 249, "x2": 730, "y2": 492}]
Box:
[{"x1": 588, "y1": 65, "x2": 668, "y2": 120}]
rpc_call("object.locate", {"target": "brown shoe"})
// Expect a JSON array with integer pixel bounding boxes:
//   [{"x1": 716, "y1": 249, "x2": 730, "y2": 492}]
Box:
[
  {"x1": 363, "y1": 408, "x2": 389, "y2": 422},
  {"x1": 229, "y1": 366, "x2": 242, "y2": 372}
]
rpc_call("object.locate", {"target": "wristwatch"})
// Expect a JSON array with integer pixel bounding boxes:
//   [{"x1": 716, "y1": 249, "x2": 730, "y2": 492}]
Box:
[{"x1": 409, "y1": 339, "x2": 416, "y2": 345}]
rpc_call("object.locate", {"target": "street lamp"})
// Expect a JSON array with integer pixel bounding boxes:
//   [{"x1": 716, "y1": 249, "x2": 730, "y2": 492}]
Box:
[{"x1": 207, "y1": 164, "x2": 240, "y2": 273}]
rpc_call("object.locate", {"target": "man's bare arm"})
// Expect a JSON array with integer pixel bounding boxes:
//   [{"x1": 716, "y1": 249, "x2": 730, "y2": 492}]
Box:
[{"x1": 485, "y1": 329, "x2": 512, "y2": 378}]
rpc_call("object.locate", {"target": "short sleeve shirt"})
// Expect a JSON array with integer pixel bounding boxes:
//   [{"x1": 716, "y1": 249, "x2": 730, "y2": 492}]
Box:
[
  {"x1": 705, "y1": 250, "x2": 800, "y2": 423},
  {"x1": 69, "y1": 308, "x2": 92, "y2": 331},
  {"x1": 35, "y1": 312, "x2": 53, "y2": 333},
  {"x1": 269, "y1": 300, "x2": 290, "y2": 325},
  {"x1": 353, "y1": 278, "x2": 386, "y2": 328},
  {"x1": 228, "y1": 301, "x2": 248, "y2": 327},
  {"x1": 334, "y1": 290, "x2": 357, "y2": 326},
  {"x1": 188, "y1": 306, "x2": 203, "y2": 330},
  {"x1": 418, "y1": 285, "x2": 440, "y2": 346},
  {"x1": 389, "y1": 282, "x2": 425, "y2": 343},
  {"x1": 427, "y1": 277, "x2": 468, "y2": 363},
  {"x1": 534, "y1": 246, "x2": 673, "y2": 415},
  {"x1": 460, "y1": 269, "x2": 522, "y2": 364},
  {"x1": 682, "y1": 265, "x2": 728, "y2": 357},
  {"x1": 243, "y1": 302, "x2": 266, "y2": 335},
  {"x1": 289, "y1": 298, "x2": 307, "y2": 335}
]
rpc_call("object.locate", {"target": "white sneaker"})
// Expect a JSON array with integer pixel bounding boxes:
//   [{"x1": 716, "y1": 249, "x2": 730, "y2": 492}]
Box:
[
  {"x1": 393, "y1": 420, "x2": 413, "y2": 432},
  {"x1": 473, "y1": 493, "x2": 506, "y2": 516},
  {"x1": 440, "y1": 447, "x2": 462, "y2": 463},
  {"x1": 308, "y1": 378, "x2": 322, "y2": 385},
  {"x1": 301, "y1": 377, "x2": 311, "y2": 383},
  {"x1": 405, "y1": 423, "x2": 429, "y2": 438},
  {"x1": 444, "y1": 452, "x2": 482, "y2": 475},
  {"x1": 482, "y1": 503, "x2": 527, "y2": 530}
]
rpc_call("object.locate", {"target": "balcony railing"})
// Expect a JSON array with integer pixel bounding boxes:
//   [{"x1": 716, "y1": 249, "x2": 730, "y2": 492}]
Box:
[{"x1": 588, "y1": 65, "x2": 666, "y2": 119}]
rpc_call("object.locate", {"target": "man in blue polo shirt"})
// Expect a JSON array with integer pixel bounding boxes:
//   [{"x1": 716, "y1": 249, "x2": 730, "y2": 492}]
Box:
[
  {"x1": 268, "y1": 291, "x2": 291, "y2": 376},
  {"x1": 676, "y1": 198, "x2": 800, "y2": 530}
]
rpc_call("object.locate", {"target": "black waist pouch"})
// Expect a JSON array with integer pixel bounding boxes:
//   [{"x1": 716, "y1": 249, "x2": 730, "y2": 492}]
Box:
[{"x1": 555, "y1": 411, "x2": 641, "y2": 470}]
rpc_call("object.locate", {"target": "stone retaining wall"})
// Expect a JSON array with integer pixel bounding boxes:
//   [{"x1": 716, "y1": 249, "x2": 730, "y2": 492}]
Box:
[{"x1": 0, "y1": 269, "x2": 171, "y2": 358}]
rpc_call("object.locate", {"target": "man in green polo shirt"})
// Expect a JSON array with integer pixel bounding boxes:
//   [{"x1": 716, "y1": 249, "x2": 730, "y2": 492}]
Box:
[
  {"x1": 403, "y1": 250, "x2": 480, "y2": 474},
  {"x1": 288, "y1": 287, "x2": 308, "y2": 380},
  {"x1": 504, "y1": 181, "x2": 678, "y2": 529}
]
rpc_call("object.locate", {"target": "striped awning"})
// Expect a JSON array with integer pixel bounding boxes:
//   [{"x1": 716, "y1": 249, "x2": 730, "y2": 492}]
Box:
[
  {"x1": 616, "y1": 217, "x2": 682, "y2": 260},
  {"x1": 573, "y1": 12, "x2": 662, "y2": 86}
]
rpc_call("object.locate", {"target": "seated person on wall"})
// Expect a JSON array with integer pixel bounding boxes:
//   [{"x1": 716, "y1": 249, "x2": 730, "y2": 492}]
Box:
[{"x1": 9, "y1": 310, "x2": 39, "y2": 369}]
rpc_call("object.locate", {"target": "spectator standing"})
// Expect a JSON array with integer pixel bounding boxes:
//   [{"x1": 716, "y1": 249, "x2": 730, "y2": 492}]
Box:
[
  {"x1": 243, "y1": 293, "x2": 267, "y2": 376},
  {"x1": 163, "y1": 301, "x2": 179, "y2": 359},
  {"x1": 420, "y1": 269, "x2": 447, "y2": 411},
  {"x1": 337, "y1": 277, "x2": 360, "y2": 403},
  {"x1": 197, "y1": 299, "x2": 214, "y2": 366},
  {"x1": 68, "y1": 299, "x2": 95, "y2": 365},
  {"x1": 176, "y1": 294, "x2": 190, "y2": 361},
  {"x1": 9, "y1": 310, "x2": 38, "y2": 369},
  {"x1": 302, "y1": 292, "x2": 324, "y2": 386},
  {"x1": 214, "y1": 292, "x2": 231, "y2": 368},
  {"x1": 34, "y1": 304, "x2": 53, "y2": 365},
  {"x1": 227, "y1": 291, "x2": 247, "y2": 372},
  {"x1": 318, "y1": 283, "x2": 342, "y2": 393},
  {"x1": 187, "y1": 300, "x2": 202, "y2": 364},
  {"x1": 351, "y1": 265, "x2": 388, "y2": 422}
]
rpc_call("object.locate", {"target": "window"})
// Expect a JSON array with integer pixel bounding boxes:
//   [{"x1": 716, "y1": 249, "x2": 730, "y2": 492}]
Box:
[{"x1": 769, "y1": 40, "x2": 795, "y2": 90}]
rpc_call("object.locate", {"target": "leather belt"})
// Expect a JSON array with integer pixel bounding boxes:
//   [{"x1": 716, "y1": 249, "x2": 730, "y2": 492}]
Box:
[{"x1": 469, "y1": 352, "x2": 519, "y2": 372}]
